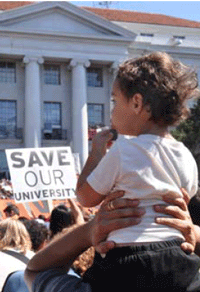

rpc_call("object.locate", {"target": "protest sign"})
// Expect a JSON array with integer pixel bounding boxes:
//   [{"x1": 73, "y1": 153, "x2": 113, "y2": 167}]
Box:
[
  {"x1": 6, "y1": 147, "x2": 77, "y2": 203},
  {"x1": 72, "y1": 153, "x2": 81, "y2": 175}
]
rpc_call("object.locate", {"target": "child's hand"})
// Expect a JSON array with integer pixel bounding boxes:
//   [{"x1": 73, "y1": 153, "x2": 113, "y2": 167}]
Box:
[{"x1": 91, "y1": 129, "x2": 114, "y2": 157}]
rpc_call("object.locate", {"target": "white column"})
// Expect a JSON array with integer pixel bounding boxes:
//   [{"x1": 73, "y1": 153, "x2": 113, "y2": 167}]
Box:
[
  {"x1": 109, "y1": 61, "x2": 119, "y2": 82},
  {"x1": 109, "y1": 61, "x2": 119, "y2": 118},
  {"x1": 70, "y1": 59, "x2": 90, "y2": 168},
  {"x1": 23, "y1": 56, "x2": 44, "y2": 148}
]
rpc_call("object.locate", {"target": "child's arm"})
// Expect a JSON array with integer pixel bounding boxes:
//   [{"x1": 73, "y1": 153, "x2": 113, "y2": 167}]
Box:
[
  {"x1": 76, "y1": 129, "x2": 114, "y2": 207},
  {"x1": 77, "y1": 181, "x2": 105, "y2": 207}
]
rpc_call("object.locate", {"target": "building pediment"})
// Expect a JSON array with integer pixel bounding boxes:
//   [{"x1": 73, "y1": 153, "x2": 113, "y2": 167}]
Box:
[{"x1": 0, "y1": 1, "x2": 135, "y2": 41}]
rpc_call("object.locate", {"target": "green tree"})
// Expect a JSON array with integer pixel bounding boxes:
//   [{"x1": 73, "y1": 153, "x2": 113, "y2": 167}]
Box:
[{"x1": 171, "y1": 98, "x2": 200, "y2": 178}]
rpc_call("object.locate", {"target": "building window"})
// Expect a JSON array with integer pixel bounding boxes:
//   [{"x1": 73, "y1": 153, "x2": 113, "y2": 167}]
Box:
[
  {"x1": 0, "y1": 150, "x2": 10, "y2": 179},
  {"x1": 88, "y1": 103, "x2": 104, "y2": 127},
  {"x1": 0, "y1": 62, "x2": 16, "y2": 83},
  {"x1": 87, "y1": 68, "x2": 103, "y2": 87},
  {"x1": 140, "y1": 33, "x2": 154, "y2": 37},
  {"x1": 43, "y1": 102, "x2": 62, "y2": 140},
  {"x1": 44, "y1": 65, "x2": 61, "y2": 85},
  {"x1": 0, "y1": 101, "x2": 17, "y2": 138},
  {"x1": 173, "y1": 36, "x2": 185, "y2": 40}
]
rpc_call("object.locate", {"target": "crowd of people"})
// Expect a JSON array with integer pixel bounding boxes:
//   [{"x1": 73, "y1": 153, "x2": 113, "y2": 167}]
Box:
[
  {"x1": 0, "y1": 179, "x2": 13, "y2": 200},
  {"x1": 0, "y1": 197, "x2": 97, "y2": 292}
]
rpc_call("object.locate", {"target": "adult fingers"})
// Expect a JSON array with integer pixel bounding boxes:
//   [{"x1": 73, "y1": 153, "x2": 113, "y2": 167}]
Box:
[
  {"x1": 181, "y1": 188, "x2": 190, "y2": 205},
  {"x1": 154, "y1": 204, "x2": 188, "y2": 220},
  {"x1": 155, "y1": 216, "x2": 196, "y2": 253},
  {"x1": 105, "y1": 207, "x2": 146, "y2": 220},
  {"x1": 155, "y1": 217, "x2": 189, "y2": 230},
  {"x1": 101, "y1": 217, "x2": 142, "y2": 234},
  {"x1": 162, "y1": 188, "x2": 190, "y2": 208},
  {"x1": 102, "y1": 190, "x2": 141, "y2": 211},
  {"x1": 162, "y1": 194, "x2": 187, "y2": 211},
  {"x1": 91, "y1": 215, "x2": 142, "y2": 247},
  {"x1": 155, "y1": 217, "x2": 195, "y2": 246},
  {"x1": 95, "y1": 241, "x2": 116, "y2": 254},
  {"x1": 181, "y1": 242, "x2": 195, "y2": 254},
  {"x1": 102, "y1": 191, "x2": 125, "y2": 206},
  {"x1": 105, "y1": 198, "x2": 141, "y2": 212}
]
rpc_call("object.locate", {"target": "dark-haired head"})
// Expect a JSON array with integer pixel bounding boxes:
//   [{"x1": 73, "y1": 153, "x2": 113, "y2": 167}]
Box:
[
  {"x1": 49, "y1": 205, "x2": 75, "y2": 238},
  {"x1": 115, "y1": 52, "x2": 200, "y2": 127},
  {"x1": 3, "y1": 204, "x2": 20, "y2": 217}
]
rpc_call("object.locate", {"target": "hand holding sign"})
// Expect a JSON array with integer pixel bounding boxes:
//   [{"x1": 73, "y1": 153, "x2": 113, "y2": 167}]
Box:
[{"x1": 6, "y1": 147, "x2": 78, "y2": 203}]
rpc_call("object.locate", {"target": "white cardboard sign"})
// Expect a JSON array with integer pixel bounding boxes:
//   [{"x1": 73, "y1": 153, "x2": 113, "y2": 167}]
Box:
[{"x1": 6, "y1": 147, "x2": 77, "y2": 203}]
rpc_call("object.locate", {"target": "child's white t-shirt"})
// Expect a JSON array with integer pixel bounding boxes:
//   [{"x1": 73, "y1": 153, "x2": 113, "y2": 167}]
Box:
[{"x1": 87, "y1": 134, "x2": 198, "y2": 245}]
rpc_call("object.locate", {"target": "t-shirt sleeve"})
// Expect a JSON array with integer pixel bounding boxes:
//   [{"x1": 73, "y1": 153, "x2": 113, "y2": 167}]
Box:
[
  {"x1": 33, "y1": 269, "x2": 92, "y2": 292},
  {"x1": 189, "y1": 158, "x2": 198, "y2": 197},
  {"x1": 87, "y1": 142, "x2": 120, "y2": 195}
]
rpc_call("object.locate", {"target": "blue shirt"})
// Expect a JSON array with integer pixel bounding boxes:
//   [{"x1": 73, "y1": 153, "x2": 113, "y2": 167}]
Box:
[{"x1": 33, "y1": 269, "x2": 92, "y2": 292}]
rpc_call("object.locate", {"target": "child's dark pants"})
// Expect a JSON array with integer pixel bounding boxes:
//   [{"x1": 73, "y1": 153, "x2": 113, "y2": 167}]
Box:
[{"x1": 83, "y1": 239, "x2": 200, "y2": 292}]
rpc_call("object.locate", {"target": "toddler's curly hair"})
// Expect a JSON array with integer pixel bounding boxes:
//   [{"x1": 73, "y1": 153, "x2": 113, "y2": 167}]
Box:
[{"x1": 116, "y1": 52, "x2": 200, "y2": 126}]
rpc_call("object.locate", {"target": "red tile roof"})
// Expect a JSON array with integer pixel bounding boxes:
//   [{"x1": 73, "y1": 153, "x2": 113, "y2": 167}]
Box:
[
  {"x1": 0, "y1": 2, "x2": 200, "y2": 29},
  {"x1": 0, "y1": 1, "x2": 33, "y2": 11},
  {"x1": 83, "y1": 7, "x2": 200, "y2": 28}
]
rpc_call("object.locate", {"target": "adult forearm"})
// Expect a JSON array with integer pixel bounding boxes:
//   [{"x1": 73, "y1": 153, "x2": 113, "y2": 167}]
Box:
[{"x1": 26, "y1": 223, "x2": 91, "y2": 273}]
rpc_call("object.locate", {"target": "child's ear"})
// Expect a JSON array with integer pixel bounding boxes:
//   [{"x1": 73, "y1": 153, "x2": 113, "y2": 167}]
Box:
[{"x1": 131, "y1": 93, "x2": 143, "y2": 114}]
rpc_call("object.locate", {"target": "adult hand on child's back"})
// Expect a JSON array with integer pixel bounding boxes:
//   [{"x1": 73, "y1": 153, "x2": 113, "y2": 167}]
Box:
[
  {"x1": 154, "y1": 188, "x2": 197, "y2": 254},
  {"x1": 93, "y1": 190, "x2": 145, "y2": 254}
]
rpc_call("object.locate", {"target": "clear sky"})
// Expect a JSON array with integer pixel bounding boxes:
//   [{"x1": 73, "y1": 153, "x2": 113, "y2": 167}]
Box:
[{"x1": 70, "y1": 1, "x2": 200, "y2": 22}]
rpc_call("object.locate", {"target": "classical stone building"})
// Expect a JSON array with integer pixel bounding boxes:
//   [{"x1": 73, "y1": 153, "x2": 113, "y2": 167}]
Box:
[{"x1": 0, "y1": 1, "x2": 200, "y2": 176}]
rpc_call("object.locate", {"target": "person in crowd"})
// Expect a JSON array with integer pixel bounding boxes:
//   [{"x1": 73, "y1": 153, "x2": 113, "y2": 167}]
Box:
[
  {"x1": 0, "y1": 218, "x2": 33, "y2": 291},
  {"x1": 34, "y1": 215, "x2": 46, "y2": 225},
  {"x1": 2, "y1": 220, "x2": 49, "y2": 292},
  {"x1": 76, "y1": 52, "x2": 200, "y2": 291},
  {"x1": 47, "y1": 199, "x2": 86, "y2": 276},
  {"x1": 72, "y1": 246, "x2": 95, "y2": 277},
  {"x1": 49, "y1": 199, "x2": 84, "y2": 239},
  {"x1": 24, "y1": 189, "x2": 200, "y2": 292},
  {"x1": 18, "y1": 216, "x2": 29, "y2": 224},
  {"x1": 49, "y1": 205, "x2": 74, "y2": 239},
  {"x1": 3, "y1": 204, "x2": 20, "y2": 219},
  {"x1": 189, "y1": 188, "x2": 200, "y2": 226},
  {"x1": 23, "y1": 220, "x2": 49, "y2": 252},
  {"x1": 0, "y1": 179, "x2": 13, "y2": 200},
  {"x1": 38, "y1": 214, "x2": 46, "y2": 221},
  {"x1": 2, "y1": 270, "x2": 28, "y2": 292}
]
